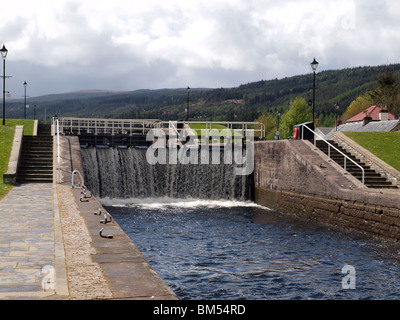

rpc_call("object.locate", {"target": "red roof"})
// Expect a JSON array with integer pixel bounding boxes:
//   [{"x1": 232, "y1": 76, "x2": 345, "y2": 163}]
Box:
[{"x1": 346, "y1": 105, "x2": 396, "y2": 123}]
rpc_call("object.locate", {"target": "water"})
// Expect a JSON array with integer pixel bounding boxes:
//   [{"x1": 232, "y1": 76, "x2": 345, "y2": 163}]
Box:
[
  {"x1": 83, "y1": 146, "x2": 400, "y2": 300},
  {"x1": 105, "y1": 198, "x2": 400, "y2": 300}
]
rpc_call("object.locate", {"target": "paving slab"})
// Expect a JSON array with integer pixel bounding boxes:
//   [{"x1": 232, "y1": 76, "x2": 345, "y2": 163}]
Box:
[{"x1": 0, "y1": 183, "x2": 68, "y2": 299}]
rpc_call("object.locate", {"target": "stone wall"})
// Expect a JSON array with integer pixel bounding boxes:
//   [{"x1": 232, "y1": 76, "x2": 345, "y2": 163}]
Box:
[
  {"x1": 254, "y1": 140, "x2": 400, "y2": 242},
  {"x1": 3, "y1": 126, "x2": 24, "y2": 185}
]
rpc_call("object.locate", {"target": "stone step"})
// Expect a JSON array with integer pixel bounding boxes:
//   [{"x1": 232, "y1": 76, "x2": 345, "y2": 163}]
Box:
[
  {"x1": 19, "y1": 163, "x2": 53, "y2": 169},
  {"x1": 316, "y1": 140, "x2": 397, "y2": 189},
  {"x1": 18, "y1": 168, "x2": 53, "y2": 174},
  {"x1": 23, "y1": 137, "x2": 53, "y2": 142},
  {"x1": 21, "y1": 150, "x2": 53, "y2": 156},
  {"x1": 367, "y1": 185, "x2": 398, "y2": 189},
  {"x1": 18, "y1": 173, "x2": 53, "y2": 179},
  {"x1": 21, "y1": 147, "x2": 53, "y2": 153},
  {"x1": 20, "y1": 156, "x2": 53, "y2": 161},
  {"x1": 17, "y1": 133, "x2": 54, "y2": 184},
  {"x1": 17, "y1": 177, "x2": 53, "y2": 183}
]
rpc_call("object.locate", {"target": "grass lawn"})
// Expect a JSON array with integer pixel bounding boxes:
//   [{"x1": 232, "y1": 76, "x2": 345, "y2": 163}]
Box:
[
  {"x1": 189, "y1": 123, "x2": 228, "y2": 136},
  {"x1": 0, "y1": 119, "x2": 35, "y2": 199},
  {"x1": 343, "y1": 132, "x2": 400, "y2": 171},
  {"x1": 189, "y1": 123, "x2": 250, "y2": 143}
]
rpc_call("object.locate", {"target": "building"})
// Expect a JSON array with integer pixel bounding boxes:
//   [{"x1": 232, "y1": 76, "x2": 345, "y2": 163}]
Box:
[
  {"x1": 316, "y1": 106, "x2": 400, "y2": 140},
  {"x1": 346, "y1": 105, "x2": 396, "y2": 123},
  {"x1": 336, "y1": 105, "x2": 400, "y2": 133}
]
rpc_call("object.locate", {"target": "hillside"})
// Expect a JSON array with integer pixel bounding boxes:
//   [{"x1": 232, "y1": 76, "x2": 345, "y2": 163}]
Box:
[{"x1": 6, "y1": 63, "x2": 400, "y2": 126}]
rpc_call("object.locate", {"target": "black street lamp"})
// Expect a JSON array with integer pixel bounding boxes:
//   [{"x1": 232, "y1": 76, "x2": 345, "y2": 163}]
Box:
[
  {"x1": 310, "y1": 58, "x2": 319, "y2": 127},
  {"x1": 1, "y1": 44, "x2": 8, "y2": 125},
  {"x1": 186, "y1": 86, "x2": 190, "y2": 121},
  {"x1": 23, "y1": 81, "x2": 27, "y2": 119},
  {"x1": 335, "y1": 103, "x2": 340, "y2": 131},
  {"x1": 275, "y1": 111, "x2": 281, "y2": 140}
]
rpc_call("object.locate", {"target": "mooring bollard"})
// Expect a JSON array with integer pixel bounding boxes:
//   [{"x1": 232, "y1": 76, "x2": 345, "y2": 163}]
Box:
[
  {"x1": 100, "y1": 211, "x2": 113, "y2": 224},
  {"x1": 99, "y1": 228, "x2": 113, "y2": 239},
  {"x1": 81, "y1": 189, "x2": 92, "y2": 199}
]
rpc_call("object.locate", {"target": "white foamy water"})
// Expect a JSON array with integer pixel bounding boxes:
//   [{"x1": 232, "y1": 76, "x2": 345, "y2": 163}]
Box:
[
  {"x1": 81, "y1": 147, "x2": 251, "y2": 201},
  {"x1": 100, "y1": 197, "x2": 271, "y2": 211}
]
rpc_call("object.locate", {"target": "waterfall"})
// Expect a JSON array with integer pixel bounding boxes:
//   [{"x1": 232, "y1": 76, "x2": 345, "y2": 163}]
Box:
[{"x1": 80, "y1": 147, "x2": 252, "y2": 201}]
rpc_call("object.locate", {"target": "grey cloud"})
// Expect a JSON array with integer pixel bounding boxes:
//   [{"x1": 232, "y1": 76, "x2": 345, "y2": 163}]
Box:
[{"x1": 2, "y1": 0, "x2": 400, "y2": 97}]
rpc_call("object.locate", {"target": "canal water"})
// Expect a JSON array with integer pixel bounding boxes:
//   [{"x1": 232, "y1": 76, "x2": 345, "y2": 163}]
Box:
[{"x1": 104, "y1": 198, "x2": 400, "y2": 300}]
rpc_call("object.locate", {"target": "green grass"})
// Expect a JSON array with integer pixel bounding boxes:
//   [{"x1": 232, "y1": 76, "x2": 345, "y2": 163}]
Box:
[
  {"x1": 5, "y1": 119, "x2": 35, "y2": 136},
  {"x1": 0, "y1": 119, "x2": 35, "y2": 199},
  {"x1": 189, "y1": 123, "x2": 246, "y2": 143},
  {"x1": 343, "y1": 132, "x2": 400, "y2": 171},
  {"x1": 189, "y1": 123, "x2": 228, "y2": 136}
]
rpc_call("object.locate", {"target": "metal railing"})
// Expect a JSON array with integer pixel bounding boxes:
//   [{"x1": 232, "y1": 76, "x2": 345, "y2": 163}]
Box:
[
  {"x1": 168, "y1": 120, "x2": 180, "y2": 136},
  {"x1": 55, "y1": 117, "x2": 266, "y2": 140},
  {"x1": 52, "y1": 117, "x2": 61, "y2": 184},
  {"x1": 58, "y1": 117, "x2": 161, "y2": 136},
  {"x1": 159, "y1": 120, "x2": 265, "y2": 140},
  {"x1": 71, "y1": 169, "x2": 85, "y2": 189},
  {"x1": 301, "y1": 124, "x2": 364, "y2": 188}
]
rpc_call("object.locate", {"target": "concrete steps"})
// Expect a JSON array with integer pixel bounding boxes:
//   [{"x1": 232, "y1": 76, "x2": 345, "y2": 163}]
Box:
[
  {"x1": 17, "y1": 125, "x2": 53, "y2": 184},
  {"x1": 316, "y1": 140, "x2": 398, "y2": 189}
]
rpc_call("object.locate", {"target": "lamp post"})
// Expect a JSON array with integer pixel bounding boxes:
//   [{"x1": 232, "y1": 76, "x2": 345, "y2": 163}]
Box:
[
  {"x1": 335, "y1": 103, "x2": 340, "y2": 131},
  {"x1": 310, "y1": 58, "x2": 319, "y2": 127},
  {"x1": 186, "y1": 86, "x2": 190, "y2": 121},
  {"x1": 275, "y1": 111, "x2": 281, "y2": 140},
  {"x1": 23, "y1": 81, "x2": 27, "y2": 119},
  {"x1": 1, "y1": 44, "x2": 8, "y2": 125}
]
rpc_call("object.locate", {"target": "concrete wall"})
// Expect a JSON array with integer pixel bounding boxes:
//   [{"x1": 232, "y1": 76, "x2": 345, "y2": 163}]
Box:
[
  {"x1": 3, "y1": 126, "x2": 24, "y2": 185},
  {"x1": 254, "y1": 140, "x2": 400, "y2": 242}
]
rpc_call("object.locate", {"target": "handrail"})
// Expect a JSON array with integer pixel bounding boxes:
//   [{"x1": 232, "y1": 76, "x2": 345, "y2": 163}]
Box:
[
  {"x1": 56, "y1": 117, "x2": 266, "y2": 140},
  {"x1": 301, "y1": 124, "x2": 364, "y2": 188},
  {"x1": 168, "y1": 120, "x2": 180, "y2": 136},
  {"x1": 52, "y1": 117, "x2": 61, "y2": 184},
  {"x1": 71, "y1": 169, "x2": 85, "y2": 189},
  {"x1": 58, "y1": 117, "x2": 161, "y2": 136},
  {"x1": 160, "y1": 121, "x2": 265, "y2": 139}
]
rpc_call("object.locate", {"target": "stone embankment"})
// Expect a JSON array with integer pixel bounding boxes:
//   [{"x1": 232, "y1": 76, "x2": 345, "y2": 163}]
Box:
[
  {"x1": 254, "y1": 140, "x2": 400, "y2": 242},
  {"x1": 57, "y1": 135, "x2": 178, "y2": 300},
  {"x1": 0, "y1": 132, "x2": 178, "y2": 300}
]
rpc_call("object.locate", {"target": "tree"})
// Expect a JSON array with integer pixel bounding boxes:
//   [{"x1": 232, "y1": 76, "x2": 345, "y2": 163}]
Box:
[
  {"x1": 366, "y1": 66, "x2": 400, "y2": 115},
  {"x1": 254, "y1": 113, "x2": 278, "y2": 140},
  {"x1": 342, "y1": 94, "x2": 372, "y2": 122},
  {"x1": 280, "y1": 97, "x2": 312, "y2": 139}
]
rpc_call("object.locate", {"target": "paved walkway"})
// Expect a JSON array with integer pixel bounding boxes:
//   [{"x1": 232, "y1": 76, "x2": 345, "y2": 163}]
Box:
[
  {"x1": 0, "y1": 183, "x2": 68, "y2": 299},
  {"x1": 0, "y1": 133, "x2": 178, "y2": 300},
  {"x1": 0, "y1": 179, "x2": 178, "y2": 300}
]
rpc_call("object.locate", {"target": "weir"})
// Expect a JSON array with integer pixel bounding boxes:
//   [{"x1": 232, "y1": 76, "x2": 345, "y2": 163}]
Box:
[{"x1": 80, "y1": 147, "x2": 253, "y2": 201}]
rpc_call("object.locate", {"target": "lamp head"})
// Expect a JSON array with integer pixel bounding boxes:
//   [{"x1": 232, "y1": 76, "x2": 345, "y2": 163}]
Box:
[
  {"x1": 0, "y1": 44, "x2": 8, "y2": 59},
  {"x1": 310, "y1": 58, "x2": 319, "y2": 72}
]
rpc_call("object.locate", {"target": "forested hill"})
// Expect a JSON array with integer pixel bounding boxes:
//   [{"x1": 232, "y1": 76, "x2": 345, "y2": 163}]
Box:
[{"x1": 7, "y1": 63, "x2": 400, "y2": 126}]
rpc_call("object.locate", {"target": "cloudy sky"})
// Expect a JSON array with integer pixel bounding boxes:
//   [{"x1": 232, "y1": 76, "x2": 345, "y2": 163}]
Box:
[{"x1": 1, "y1": 0, "x2": 400, "y2": 97}]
